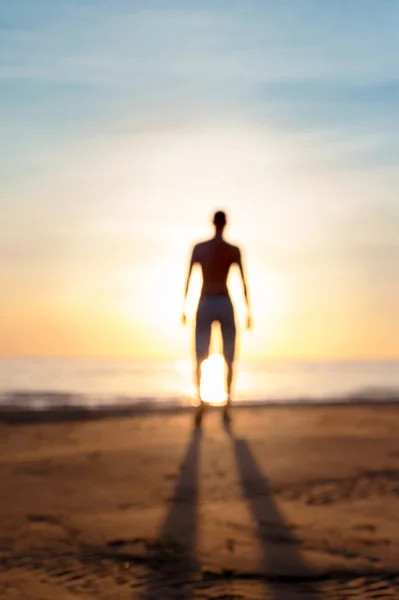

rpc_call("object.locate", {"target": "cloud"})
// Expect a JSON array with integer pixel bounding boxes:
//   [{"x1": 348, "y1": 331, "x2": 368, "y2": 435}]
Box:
[
  {"x1": 2, "y1": 2, "x2": 398, "y2": 85},
  {"x1": 2, "y1": 1, "x2": 397, "y2": 175},
  {"x1": 1, "y1": 2, "x2": 398, "y2": 289}
]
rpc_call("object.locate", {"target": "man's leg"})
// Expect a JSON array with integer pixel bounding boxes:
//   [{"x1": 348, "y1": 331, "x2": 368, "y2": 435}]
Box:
[
  {"x1": 226, "y1": 360, "x2": 234, "y2": 404},
  {"x1": 193, "y1": 358, "x2": 205, "y2": 426},
  {"x1": 194, "y1": 301, "x2": 211, "y2": 425},
  {"x1": 195, "y1": 361, "x2": 202, "y2": 400},
  {"x1": 220, "y1": 300, "x2": 236, "y2": 421},
  {"x1": 221, "y1": 359, "x2": 234, "y2": 423}
]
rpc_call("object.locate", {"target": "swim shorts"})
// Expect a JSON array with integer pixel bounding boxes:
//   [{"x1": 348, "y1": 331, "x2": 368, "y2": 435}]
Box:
[{"x1": 195, "y1": 295, "x2": 236, "y2": 363}]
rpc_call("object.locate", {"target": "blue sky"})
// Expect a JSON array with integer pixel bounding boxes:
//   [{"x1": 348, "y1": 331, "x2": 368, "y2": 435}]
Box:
[{"x1": 1, "y1": 0, "x2": 398, "y2": 358}]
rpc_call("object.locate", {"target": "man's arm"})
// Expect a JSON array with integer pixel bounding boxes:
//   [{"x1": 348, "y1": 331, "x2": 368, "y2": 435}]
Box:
[
  {"x1": 237, "y1": 248, "x2": 252, "y2": 329},
  {"x1": 181, "y1": 246, "x2": 196, "y2": 325}
]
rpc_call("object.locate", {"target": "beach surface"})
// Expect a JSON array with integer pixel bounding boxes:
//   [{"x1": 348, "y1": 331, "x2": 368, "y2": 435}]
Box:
[{"x1": 1, "y1": 404, "x2": 399, "y2": 599}]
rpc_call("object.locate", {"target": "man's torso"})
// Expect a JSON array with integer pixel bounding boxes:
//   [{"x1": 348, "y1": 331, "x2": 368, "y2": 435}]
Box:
[{"x1": 193, "y1": 238, "x2": 240, "y2": 296}]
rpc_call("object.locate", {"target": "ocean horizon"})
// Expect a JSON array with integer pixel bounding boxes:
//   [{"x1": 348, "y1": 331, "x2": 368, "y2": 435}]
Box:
[{"x1": 0, "y1": 356, "x2": 398, "y2": 411}]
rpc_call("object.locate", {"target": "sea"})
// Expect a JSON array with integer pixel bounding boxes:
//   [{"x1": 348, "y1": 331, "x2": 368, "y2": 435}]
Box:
[{"x1": 0, "y1": 357, "x2": 398, "y2": 411}]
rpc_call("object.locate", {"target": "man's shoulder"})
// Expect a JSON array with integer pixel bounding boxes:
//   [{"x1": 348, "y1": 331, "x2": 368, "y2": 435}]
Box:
[
  {"x1": 192, "y1": 239, "x2": 241, "y2": 257},
  {"x1": 191, "y1": 240, "x2": 208, "y2": 260},
  {"x1": 194, "y1": 238, "x2": 218, "y2": 250},
  {"x1": 192, "y1": 240, "x2": 207, "y2": 253},
  {"x1": 226, "y1": 241, "x2": 240, "y2": 251},
  {"x1": 225, "y1": 241, "x2": 241, "y2": 257}
]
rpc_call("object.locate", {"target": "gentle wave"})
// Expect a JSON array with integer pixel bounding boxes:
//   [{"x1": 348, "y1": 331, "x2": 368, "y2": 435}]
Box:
[
  {"x1": 1, "y1": 387, "x2": 399, "y2": 411},
  {"x1": 1, "y1": 358, "x2": 399, "y2": 417}
]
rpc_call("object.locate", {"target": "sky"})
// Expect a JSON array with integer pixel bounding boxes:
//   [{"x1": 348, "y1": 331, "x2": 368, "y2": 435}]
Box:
[{"x1": 1, "y1": 0, "x2": 398, "y2": 360}]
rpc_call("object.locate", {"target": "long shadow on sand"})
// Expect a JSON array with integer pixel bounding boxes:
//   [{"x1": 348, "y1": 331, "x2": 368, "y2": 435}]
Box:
[
  {"x1": 229, "y1": 428, "x2": 320, "y2": 598},
  {"x1": 143, "y1": 428, "x2": 201, "y2": 599}
]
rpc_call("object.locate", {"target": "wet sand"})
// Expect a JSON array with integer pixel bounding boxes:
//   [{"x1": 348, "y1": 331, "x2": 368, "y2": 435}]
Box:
[{"x1": 1, "y1": 404, "x2": 399, "y2": 598}]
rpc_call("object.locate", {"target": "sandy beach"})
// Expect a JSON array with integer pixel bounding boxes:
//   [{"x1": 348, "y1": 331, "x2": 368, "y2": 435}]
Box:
[{"x1": 1, "y1": 403, "x2": 399, "y2": 599}]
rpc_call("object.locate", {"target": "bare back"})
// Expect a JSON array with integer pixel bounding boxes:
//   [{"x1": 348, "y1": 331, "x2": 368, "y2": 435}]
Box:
[{"x1": 192, "y1": 238, "x2": 240, "y2": 296}]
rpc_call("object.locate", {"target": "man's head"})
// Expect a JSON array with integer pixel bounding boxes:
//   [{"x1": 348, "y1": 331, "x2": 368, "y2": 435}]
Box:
[{"x1": 212, "y1": 210, "x2": 227, "y2": 234}]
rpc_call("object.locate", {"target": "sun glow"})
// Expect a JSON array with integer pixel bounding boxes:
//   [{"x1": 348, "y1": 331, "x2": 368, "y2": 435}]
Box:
[{"x1": 200, "y1": 353, "x2": 227, "y2": 405}]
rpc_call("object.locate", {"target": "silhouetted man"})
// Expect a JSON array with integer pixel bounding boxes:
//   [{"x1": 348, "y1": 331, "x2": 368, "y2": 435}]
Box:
[{"x1": 182, "y1": 210, "x2": 251, "y2": 425}]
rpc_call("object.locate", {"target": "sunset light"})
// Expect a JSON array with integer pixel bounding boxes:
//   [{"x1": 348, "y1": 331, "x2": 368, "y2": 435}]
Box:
[
  {"x1": 1, "y1": 1, "x2": 398, "y2": 364},
  {"x1": 200, "y1": 354, "x2": 227, "y2": 405},
  {"x1": 1, "y1": 4, "x2": 399, "y2": 596}
]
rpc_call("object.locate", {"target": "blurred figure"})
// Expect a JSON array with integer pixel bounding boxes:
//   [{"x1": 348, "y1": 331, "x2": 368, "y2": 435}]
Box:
[{"x1": 182, "y1": 210, "x2": 252, "y2": 425}]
